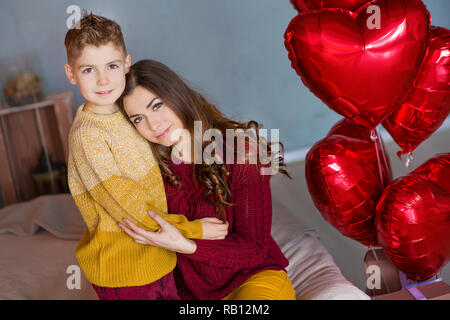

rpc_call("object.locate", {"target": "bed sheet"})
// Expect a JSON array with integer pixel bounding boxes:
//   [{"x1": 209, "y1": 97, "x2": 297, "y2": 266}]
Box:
[{"x1": 0, "y1": 194, "x2": 369, "y2": 300}]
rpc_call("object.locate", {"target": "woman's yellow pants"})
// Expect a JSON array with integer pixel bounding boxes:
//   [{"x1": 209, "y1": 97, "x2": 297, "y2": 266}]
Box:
[{"x1": 222, "y1": 270, "x2": 296, "y2": 300}]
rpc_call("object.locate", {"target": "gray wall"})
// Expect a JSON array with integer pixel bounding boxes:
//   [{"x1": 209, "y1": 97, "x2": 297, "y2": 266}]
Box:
[{"x1": 0, "y1": 0, "x2": 449, "y2": 151}]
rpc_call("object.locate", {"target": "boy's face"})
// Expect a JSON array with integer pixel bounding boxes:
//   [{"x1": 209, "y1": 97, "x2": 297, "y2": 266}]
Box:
[{"x1": 64, "y1": 42, "x2": 131, "y2": 107}]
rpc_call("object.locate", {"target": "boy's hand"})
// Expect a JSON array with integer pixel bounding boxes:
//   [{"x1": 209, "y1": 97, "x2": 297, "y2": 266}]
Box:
[{"x1": 200, "y1": 217, "x2": 229, "y2": 240}]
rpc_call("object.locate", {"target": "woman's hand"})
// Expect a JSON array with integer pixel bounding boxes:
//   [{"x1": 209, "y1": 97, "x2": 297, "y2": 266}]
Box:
[
  {"x1": 119, "y1": 210, "x2": 197, "y2": 254},
  {"x1": 200, "y1": 217, "x2": 229, "y2": 240}
]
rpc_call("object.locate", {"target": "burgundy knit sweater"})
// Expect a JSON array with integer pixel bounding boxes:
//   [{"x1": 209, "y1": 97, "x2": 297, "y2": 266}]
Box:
[{"x1": 162, "y1": 160, "x2": 289, "y2": 300}]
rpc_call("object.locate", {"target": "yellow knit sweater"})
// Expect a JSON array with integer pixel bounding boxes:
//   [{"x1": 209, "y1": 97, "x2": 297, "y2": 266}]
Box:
[{"x1": 67, "y1": 104, "x2": 203, "y2": 288}]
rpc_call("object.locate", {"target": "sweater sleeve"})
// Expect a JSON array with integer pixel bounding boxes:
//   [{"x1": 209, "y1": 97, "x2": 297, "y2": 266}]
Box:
[
  {"x1": 179, "y1": 162, "x2": 273, "y2": 267},
  {"x1": 70, "y1": 129, "x2": 203, "y2": 239}
]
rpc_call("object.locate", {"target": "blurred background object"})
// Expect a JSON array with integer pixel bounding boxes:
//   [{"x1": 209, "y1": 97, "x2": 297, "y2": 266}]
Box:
[{"x1": 0, "y1": 54, "x2": 45, "y2": 107}]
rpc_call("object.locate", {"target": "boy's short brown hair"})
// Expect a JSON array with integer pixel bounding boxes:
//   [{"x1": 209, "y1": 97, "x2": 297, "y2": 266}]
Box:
[{"x1": 64, "y1": 12, "x2": 127, "y2": 65}]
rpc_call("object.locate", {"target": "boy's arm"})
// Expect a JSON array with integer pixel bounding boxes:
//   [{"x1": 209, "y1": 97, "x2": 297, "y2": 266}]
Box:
[{"x1": 70, "y1": 131, "x2": 202, "y2": 239}]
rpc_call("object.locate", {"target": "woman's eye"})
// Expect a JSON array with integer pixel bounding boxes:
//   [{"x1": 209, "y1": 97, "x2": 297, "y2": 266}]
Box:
[
  {"x1": 153, "y1": 103, "x2": 163, "y2": 111},
  {"x1": 109, "y1": 64, "x2": 119, "y2": 70},
  {"x1": 82, "y1": 67, "x2": 94, "y2": 74},
  {"x1": 133, "y1": 117, "x2": 143, "y2": 124}
]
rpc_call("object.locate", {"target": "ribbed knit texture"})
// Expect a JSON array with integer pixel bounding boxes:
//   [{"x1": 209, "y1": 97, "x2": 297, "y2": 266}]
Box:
[
  {"x1": 165, "y1": 160, "x2": 289, "y2": 300},
  {"x1": 68, "y1": 104, "x2": 203, "y2": 288}
]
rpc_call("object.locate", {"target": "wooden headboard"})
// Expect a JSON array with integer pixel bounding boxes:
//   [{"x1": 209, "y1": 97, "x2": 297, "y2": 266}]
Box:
[{"x1": 0, "y1": 90, "x2": 75, "y2": 207}]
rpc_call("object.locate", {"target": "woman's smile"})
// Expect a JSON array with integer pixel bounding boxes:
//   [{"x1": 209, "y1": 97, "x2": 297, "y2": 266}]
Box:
[{"x1": 156, "y1": 125, "x2": 171, "y2": 139}]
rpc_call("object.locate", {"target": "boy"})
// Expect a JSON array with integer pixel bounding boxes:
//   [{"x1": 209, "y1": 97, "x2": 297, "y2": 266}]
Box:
[{"x1": 64, "y1": 13, "x2": 227, "y2": 300}]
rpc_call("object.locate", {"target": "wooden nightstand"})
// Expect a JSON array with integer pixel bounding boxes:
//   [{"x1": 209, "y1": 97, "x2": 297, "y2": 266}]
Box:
[{"x1": 0, "y1": 90, "x2": 75, "y2": 207}]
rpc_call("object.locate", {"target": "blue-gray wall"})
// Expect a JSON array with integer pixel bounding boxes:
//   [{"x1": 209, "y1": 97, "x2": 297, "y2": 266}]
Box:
[{"x1": 1, "y1": 0, "x2": 448, "y2": 151}]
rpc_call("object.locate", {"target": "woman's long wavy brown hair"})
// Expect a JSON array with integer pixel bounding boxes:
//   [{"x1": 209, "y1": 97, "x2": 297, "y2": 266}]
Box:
[{"x1": 118, "y1": 59, "x2": 292, "y2": 221}]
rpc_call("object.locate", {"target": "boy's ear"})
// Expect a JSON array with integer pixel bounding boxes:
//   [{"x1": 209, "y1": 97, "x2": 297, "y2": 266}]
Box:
[
  {"x1": 64, "y1": 63, "x2": 77, "y2": 85},
  {"x1": 125, "y1": 54, "x2": 131, "y2": 74}
]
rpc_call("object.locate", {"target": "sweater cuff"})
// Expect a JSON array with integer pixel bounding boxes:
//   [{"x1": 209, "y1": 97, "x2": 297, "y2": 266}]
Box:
[
  {"x1": 187, "y1": 218, "x2": 203, "y2": 240},
  {"x1": 181, "y1": 239, "x2": 214, "y2": 263}
]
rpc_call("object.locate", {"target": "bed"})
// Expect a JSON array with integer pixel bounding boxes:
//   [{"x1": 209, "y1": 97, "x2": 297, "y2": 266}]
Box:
[{"x1": 0, "y1": 193, "x2": 369, "y2": 300}]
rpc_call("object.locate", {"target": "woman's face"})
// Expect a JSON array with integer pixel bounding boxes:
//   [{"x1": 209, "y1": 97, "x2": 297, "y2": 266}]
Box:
[{"x1": 123, "y1": 86, "x2": 185, "y2": 147}]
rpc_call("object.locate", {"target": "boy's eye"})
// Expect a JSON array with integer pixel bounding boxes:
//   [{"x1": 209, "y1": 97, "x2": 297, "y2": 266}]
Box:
[{"x1": 82, "y1": 67, "x2": 94, "y2": 74}]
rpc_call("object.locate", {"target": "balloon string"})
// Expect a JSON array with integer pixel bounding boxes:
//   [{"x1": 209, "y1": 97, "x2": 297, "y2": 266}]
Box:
[
  {"x1": 370, "y1": 128, "x2": 385, "y2": 189},
  {"x1": 371, "y1": 247, "x2": 391, "y2": 293},
  {"x1": 404, "y1": 152, "x2": 413, "y2": 175},
  {"x1": 375, "y1": 127, "x2": 389, "y2": 188},
  {"x1": 370, "y1": 129, "x2": 390, "y2": 293}
]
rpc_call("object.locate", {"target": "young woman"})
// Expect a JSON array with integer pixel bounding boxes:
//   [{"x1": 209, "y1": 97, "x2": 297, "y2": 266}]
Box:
[{"x1": 118, "y1": 59, "x2": 296, "y2": 300}]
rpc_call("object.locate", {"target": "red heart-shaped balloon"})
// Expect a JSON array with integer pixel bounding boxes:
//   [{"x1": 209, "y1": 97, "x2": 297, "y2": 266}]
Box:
[
  {"x1": 290, "y1": 0, "x2": 371, "y2": 12},
  {"x1": 285, "y1": 0, "x2": 430, "y2": 128},
  {"x1": 382, "y1": 26, "x2": 450, "y2": 156},
  {"x1": 376, "y1": 153, "x2": 450, "y2": 281},
  {"x1": 305, "y1": 118, "x2": 392, "y2": 246}
]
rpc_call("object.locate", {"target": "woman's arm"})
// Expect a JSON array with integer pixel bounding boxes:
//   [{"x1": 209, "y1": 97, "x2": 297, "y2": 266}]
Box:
[
  {"x1": 181, "y1": 162, "x2": 273, "y2": 267},
  {"x1": 119, "y1": 162, "x2": 273, "y2": 268},
  {"x1": 119, "y1": 210, "x2": 199, "y2": 254}
]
